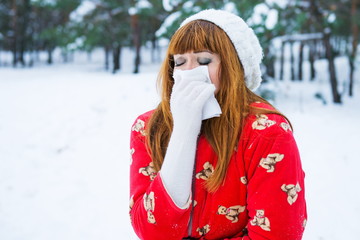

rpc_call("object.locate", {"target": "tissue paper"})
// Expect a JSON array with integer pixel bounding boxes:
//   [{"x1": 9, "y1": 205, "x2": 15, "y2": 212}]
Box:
[{"x1": 173, "y1": 66, "x2": 222, "y2": 120}]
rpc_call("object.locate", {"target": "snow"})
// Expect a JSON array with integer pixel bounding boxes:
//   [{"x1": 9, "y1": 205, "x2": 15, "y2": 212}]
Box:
[
  {"x1": 249, "y1": 3, "x2": 278, "y2": 30},
  {"x1": 30, "y1": 0, "x2": 56, "y2": 6},
  {"x1": 265, "y1": 9, "x2": 278, "y2": 30},
  {"x1": 135, "y1": 0, "x2": 152, "y2": 10},
  {"x1": 266, "y1": 0, "x2": 288, "y2": 9},
  {"x1": 162, "y1": 0, "x2": 182, "y2": 12},
  {"x1": 223, "y1": 2, "x2": 237, "y2": 14},
  {"x1": 156, "y1": 11, "x2": 182, "y2": 37},
  {"x1": 0, "y1": 47, "x2": 359, "y2": 240},
  {"x1": 327, "y1": 13, "x2": 336, "y2": 23},
  {"x1": 162, "y1": 0, "x2": 173, "y2": 12},
  {"x1": 128, "y1": 0, "x2": 153, "y2": 15},
  {"x1": 128, "y1": 7, "x2": 137, "y2": 16},
  {"x1": 274, "y1": 33, "x2": 323, "y2": 43},
  {"x1": 70, "y1": 0, "x2": 96, "y2": 22}
]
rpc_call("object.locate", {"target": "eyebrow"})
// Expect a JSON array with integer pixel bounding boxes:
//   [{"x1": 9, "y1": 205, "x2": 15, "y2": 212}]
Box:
[{"x1": 193, "y1": 50, "x2": 213, "y2": 54}]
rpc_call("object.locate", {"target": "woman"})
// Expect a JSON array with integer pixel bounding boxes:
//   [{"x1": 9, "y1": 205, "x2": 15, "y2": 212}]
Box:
[{"x1": 129, "y1": 9, "x2": 307, "y2": 240}]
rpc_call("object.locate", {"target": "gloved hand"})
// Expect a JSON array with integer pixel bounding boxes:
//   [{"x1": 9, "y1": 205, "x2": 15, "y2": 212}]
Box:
[
  {"x1": 173, "y1": 66, "x2": 222, "y2": 120},
  {"x1": 160, "y1": 74, "x2": 215, "y2": 208},
  {"x1": 170, "y1": 78, "x2": 216, "y2": 135}
]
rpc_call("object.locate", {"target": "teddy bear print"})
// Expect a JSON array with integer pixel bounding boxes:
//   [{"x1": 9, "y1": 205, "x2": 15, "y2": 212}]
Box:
[
  {"x1": 132, "y1": 119, "x2": 146, "y2": 136},
  {"x1": 147, "y1": 211, "x2": 156, "y2": 224},
  {"x1": 143, "y1": 192, "x2": 155, "y2": 211},
  {"x1": 259, "y1": 153, "x2": 284, "y2": 173},
  {"x1": 303, "y1": 219, "x2": 307, "y2": 228},
  {"x1": 217, "y1": 205, "x2": 246, "y2": 223},
  {"x1": 281, "y1": 183, "x2": 302, "y2": 205},
  {"x1": 240, "y1": 176, "x2": 247, "y2": 185},
  {"x1": 129, "y1": 195, "x2": 134, "y2": 223},
  {"x1": 143, "y1": 192, "x2": 156, "y2": 224},
  {"x1": 280, "y1": 122, "x2": 291, "y2": 132},
  {"x1": 129, "y1": 195, "x2": 134, "y2": 211},
  {"x1": 196, "y1": 224, "x2": 210, "y2": 236},
  {"x1": 130, "y1": 148, "x2": 135, "y2": 165},
  {"x1": 250, "y1": 210, "x2": 271, "y2": 231},
  {"x1": 252, "y1": 114, "x2": 276, "y2": 130},
  {"x1": 196, "y1": 162, "x2": 214, "y2": 180},
  {"x1": 139, "y1": 162, "x2": 157, "y2": 181}
]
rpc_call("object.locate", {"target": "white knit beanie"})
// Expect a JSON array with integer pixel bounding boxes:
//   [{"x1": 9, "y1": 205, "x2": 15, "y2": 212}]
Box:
[{"x1": 180, "y1": 9, "x2": 263, "y2": 91}]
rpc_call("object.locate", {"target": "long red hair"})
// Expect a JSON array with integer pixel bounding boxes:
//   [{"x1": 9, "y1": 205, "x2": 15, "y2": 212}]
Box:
[{"x1": 146, "y1": 20, "x2": 288, "y2": 192}]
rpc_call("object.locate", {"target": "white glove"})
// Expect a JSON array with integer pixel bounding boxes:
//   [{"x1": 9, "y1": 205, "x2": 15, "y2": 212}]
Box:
[
  {"x1": 160, "y1": 74, "x2": 215, "y2": 208},
  {"x1": 173, "y1": 66, "x2": 222, "y2": 120}
]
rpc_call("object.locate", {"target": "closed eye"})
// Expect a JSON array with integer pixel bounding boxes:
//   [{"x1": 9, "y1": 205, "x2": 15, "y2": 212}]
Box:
[
  {"x1": 174, "y1": 58, "x2": 186, "y2": 67},
  {"x1": 198, "y1": 57, "x2": 211, "y2": 65}
]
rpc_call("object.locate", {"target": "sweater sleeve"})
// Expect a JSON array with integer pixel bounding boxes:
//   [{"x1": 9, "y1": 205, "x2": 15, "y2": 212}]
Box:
[
  {"x1": 236, "y1": 114, "x2": 307, "y2": 240},
  {"x1": 129, "y1": 113, "x2": 192, "y2": 240}
]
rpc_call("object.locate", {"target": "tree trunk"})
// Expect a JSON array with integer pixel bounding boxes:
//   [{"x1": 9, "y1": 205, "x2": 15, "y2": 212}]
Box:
[
  {"x1": 309, "y1": 40, "x2": 316, "y2": 81},
  {"x1": 119, "y1": 46, "x2": 122, "y2": 70},
  {"x1": 34, "y1": 49, "x2": 40, "y2": 62},
  {"x1": 298, "y1": 42, "x2": 304, "y2": 81},
  {"x1": 290, "y1": 42, "x2": 295, "y2": 81},
  {"x1": 47, "y1": 48, "x2": 53, "y2": 64},
  {"x1": 11, "y1": 0, "x2": 18, "y2": 67},
  {"x1": 349, "y1": 0, "x2": 359, "y2": 97},
  {"x1": 18, "y1": 0, "x2": 31, "y2": 67},
  {"x1": 279, "y1": 42, "x2": 285, "y2": 80},
  {"x1": 62, "y1": 50, "x2": 68, "y2": 63},
  {"x1": 349, "y1": 57, "x2": 355, "y2": 96},
  {"x1": 12, "y1": 46, "x2": 17, "y2": 67},
  {"x1": 18, "y1": 47, "x2": 25, "y2": 66},
  {"x1": 324, "y1": 31, "x2": 341, "y2": 103},
  {"x1": 267, "y1": 56, "x2": 275, "y2": 79},
  {"x1": 28, "y1": 49, "x2": 34, "y2": 67},
  {"x1": 131, "y1": 14, "x2": 141, "y2": 74},
  {"x1": 112, "y1": 45, "x2": 121, "y2": 74},
  {"x1": 104, "y1": 45, "x2": 110, "y2": 70},
  {"x1": 134, "y1": 45, "x2": 141, "y2": 74},
  {"x1": 151, "y1": 36, "x2": 160, "y2": 62},
  {"x1": 87, "y1": 51, "x2": 92, "y2": 62}
]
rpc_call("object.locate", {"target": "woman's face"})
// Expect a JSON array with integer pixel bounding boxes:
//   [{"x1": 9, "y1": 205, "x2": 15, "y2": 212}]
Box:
[{"x1": 173, "y1": 51, "x2": 221, "y2": 92}]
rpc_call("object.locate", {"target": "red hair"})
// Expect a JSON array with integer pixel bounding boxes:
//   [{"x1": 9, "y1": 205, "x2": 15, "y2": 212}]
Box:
[{"x1": 146, "y1": 20, "x2": 288, "y2": 192}]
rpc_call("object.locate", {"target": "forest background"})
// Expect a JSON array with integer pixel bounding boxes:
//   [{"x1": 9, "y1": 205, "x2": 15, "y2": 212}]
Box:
[
  {"x1": 0, "y1": 0, "x2": 359, "y2": 103},
  {"x1": 1, "y1": 1, "x2": 360, "y2": 240}
]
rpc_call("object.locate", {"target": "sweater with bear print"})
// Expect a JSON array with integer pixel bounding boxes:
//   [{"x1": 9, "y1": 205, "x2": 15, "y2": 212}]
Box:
[{"x1": 129, "y1": 102, "x2": 307, "y2": 240}]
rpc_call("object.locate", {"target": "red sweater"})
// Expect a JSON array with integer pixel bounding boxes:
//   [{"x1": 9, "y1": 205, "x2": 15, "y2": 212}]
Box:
[{"x1": 129, "y1": 103, "x2": 307, "y2": 240}]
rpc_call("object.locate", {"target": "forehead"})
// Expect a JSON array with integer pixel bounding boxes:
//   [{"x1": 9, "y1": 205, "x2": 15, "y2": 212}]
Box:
[{"x1": 168, "y1": 21, "x2": 218, "y2": 55}]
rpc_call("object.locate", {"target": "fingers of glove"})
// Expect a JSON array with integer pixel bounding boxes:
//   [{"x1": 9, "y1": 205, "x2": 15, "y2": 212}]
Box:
[
  {"x1": 170, "y1": 81, "x2": 210, "y2": 119},
  {"x1": 172, "y1": 77, "x2": 190, "y2": 96},
  {"x1": 185, "y1": 81, "x2": 209, "y2": 97},
  {"x1": 193, "y1": 83, "x2": 216, "y2": 106},
  {"x1": 172, "y1": 80, "x2": 207, "y2": 102}
]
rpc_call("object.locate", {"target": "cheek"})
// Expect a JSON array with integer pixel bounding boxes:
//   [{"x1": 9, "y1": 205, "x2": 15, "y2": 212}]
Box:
[{"x1": 209, "y1": 68, "x2": 220, "y2": 93}]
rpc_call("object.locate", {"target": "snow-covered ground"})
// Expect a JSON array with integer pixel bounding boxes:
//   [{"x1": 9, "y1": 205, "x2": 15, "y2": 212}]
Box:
[{"x1": 0, "y1": 48, "x2": 359, "y2": 240}]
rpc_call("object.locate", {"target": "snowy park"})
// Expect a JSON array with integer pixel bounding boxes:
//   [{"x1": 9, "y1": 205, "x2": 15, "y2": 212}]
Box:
[
  {"x1": 0, "y1": 47, "x2": 359, "y2": 240},
  {"x1": 1, "y1": 0, "x2": 360, "y2": 239}
]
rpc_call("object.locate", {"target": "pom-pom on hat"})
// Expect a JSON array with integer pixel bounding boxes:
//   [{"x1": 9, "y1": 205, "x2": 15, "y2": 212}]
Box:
[{"x1": 180, "y1": 9, "x2": 263, "y2": 91}]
